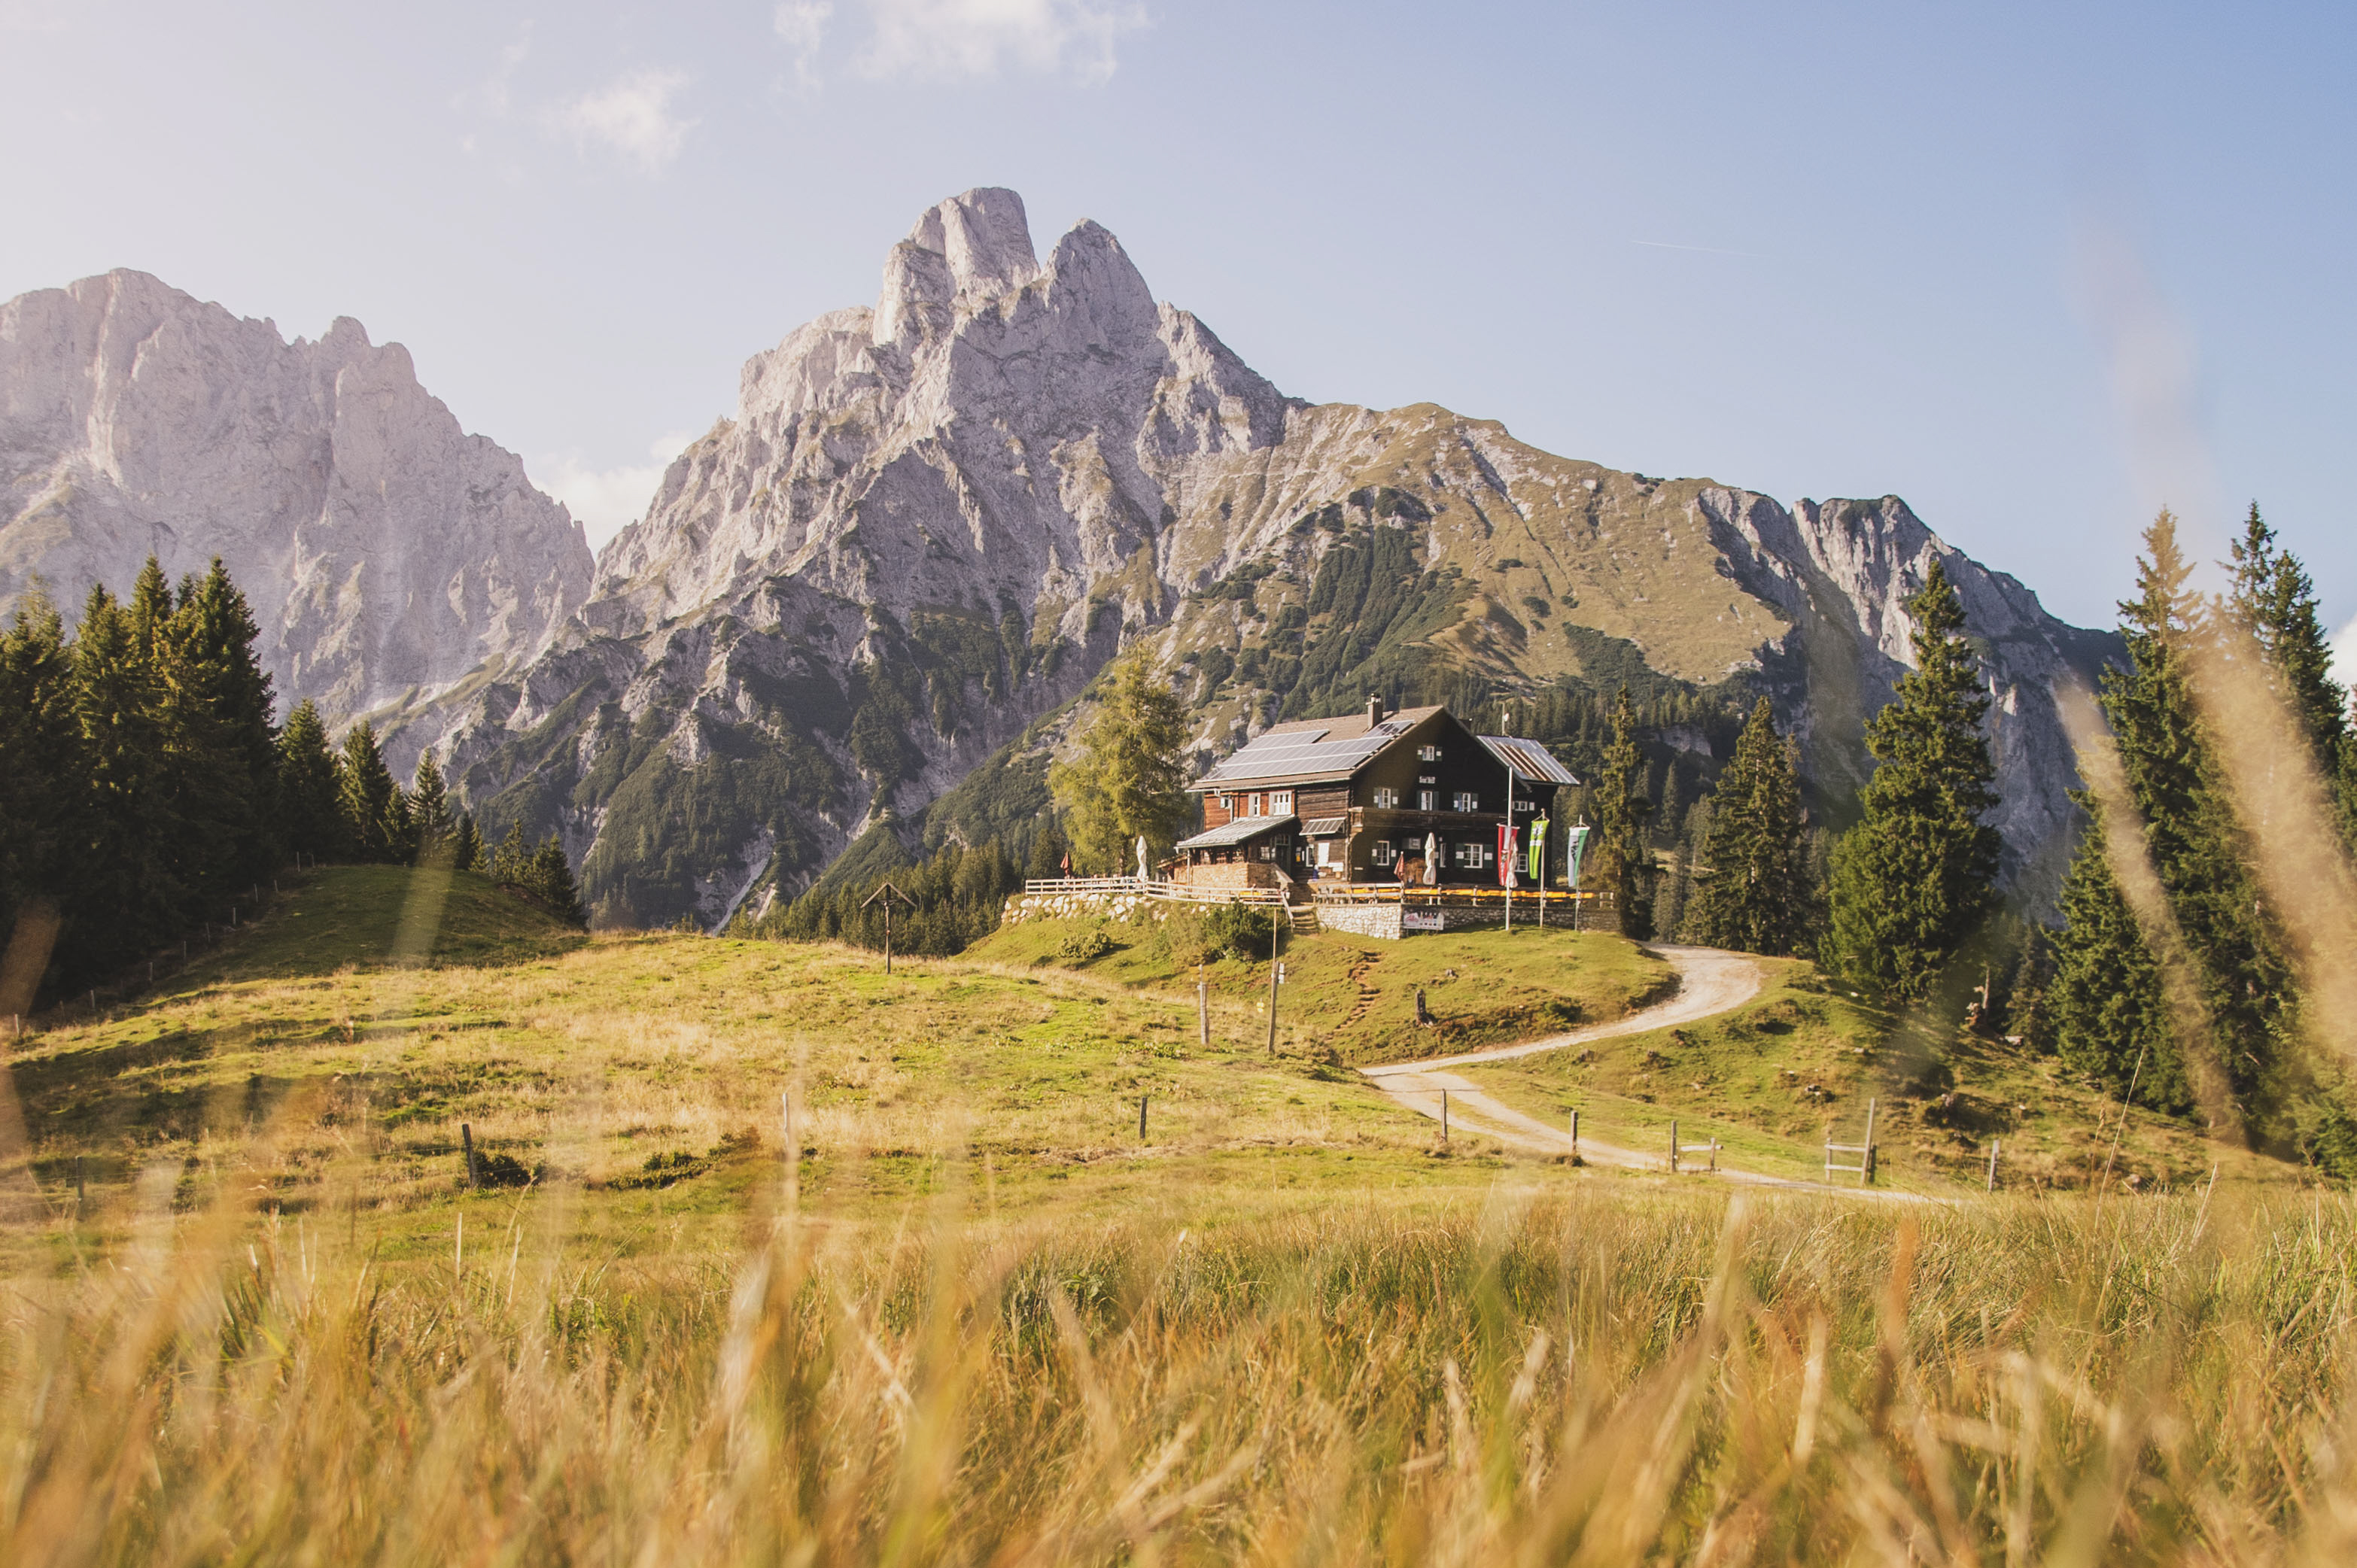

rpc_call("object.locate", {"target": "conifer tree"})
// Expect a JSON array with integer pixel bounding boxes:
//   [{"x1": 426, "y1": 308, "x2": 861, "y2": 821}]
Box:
[
  {"x1": 2098, "y1": 511, "x2": 2289, "y2": 1108},
  {"x1": 1048, "y1": 660, "x2": 1192, "y2": 873},
  {"x1": 1824, "y1": 559, "x2": 2000, "y2": 1001},
  {"x1": 451, "y1": 813, "x2": 485, "y2": 876},
  {"x1": 2048, "y1": 796, "x2": 2192, "y2": 1112},
  {"x1": 71, "y1": 582, "x2": 181, "y2": 971},
  {"x1": 1593, "y1": 685, "x2": 1655, "y2": 938},
  {"x1": 0, "y1": 588, "x2": 87, "y2": 986},
  {"x1": 529, "y1": 837, "x2": 588, "y2": 926},
  {"x1": 159, "y1": 558, "x2": 281, "y2": 897},
  {"x1": 1686, "y1": 697, "x2": 1808, "y2": 956},
  {"x1": 336, "y1": 721, "x2": 407, "y2": 862},
  {"x1": 277, "y1": 700, "x2": 345, "y2": 862},
  {"x1": 410, "y1": 749, "x2": 454, "y2": 866},
  {"x1": 490, "y1": 820, "x2": 532, "y2": 884},
  {"x1": 2224, "y1": 503, "x2": 2346, "y2": 766}
]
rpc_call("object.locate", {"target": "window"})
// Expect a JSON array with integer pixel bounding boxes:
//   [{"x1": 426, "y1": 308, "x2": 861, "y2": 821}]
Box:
[
  {"x1": 1218, "y1": 795, "x2": 1234, "y2": 816},
  {"x1": 1452, "y1": 791, "x2": 1480, "y2": 813},
  {"x1": 1270, "y1": 791, "x2": 1294, "y2": 814},
  {"x1": 1372, "y1": 840, "x2": 1394, "y2": 865},
  {"x1": 1260, "y1": 844, "x2": 1276, "y2": 861},
  {"x1": 1417, "y1": 789, "x2": 1437, "y2": 811},
  {"x1": 1418, "y1": 744, "x2": 1442, "y2": 761},
  {"x1": 1372, "y1": 787, "x2": 1400, "y2": 809},
  {"x1": 1247, "y1": 793, "x2": 1262, "y2": 816},
  {"x1": 1453, "y1": 840, "x2": 1491, "y2": 868}
]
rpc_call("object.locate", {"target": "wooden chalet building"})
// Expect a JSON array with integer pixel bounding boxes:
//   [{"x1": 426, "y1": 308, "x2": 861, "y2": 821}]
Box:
[{"x1": 1173, "y1": 697, "x2": 1580, "y2": 892}]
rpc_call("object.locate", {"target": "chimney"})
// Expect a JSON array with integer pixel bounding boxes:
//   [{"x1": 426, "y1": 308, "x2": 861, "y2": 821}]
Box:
[{"x1": 1367, "y1": 694, "x2": 1385, "y2": 728}]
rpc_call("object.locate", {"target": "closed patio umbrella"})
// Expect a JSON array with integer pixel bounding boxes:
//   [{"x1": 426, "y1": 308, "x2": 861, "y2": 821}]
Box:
[{"x1": 1423, "y1": 832, "x2": 1439, "y2": 886}]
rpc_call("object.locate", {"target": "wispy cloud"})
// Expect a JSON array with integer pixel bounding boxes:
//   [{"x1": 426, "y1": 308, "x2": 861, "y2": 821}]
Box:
[
  {"x1": 549, "y1": 69, "x2": 698, "y2": 175},
  {"x1": 535, "y1": 433, "x2": 698, "y2": 552},
  {"x1": 853, "y1": 0, "x2": 1146, "y2": 84},
  {"x1": 774, "y1": 2, "x2": 833, "y2": 87}
]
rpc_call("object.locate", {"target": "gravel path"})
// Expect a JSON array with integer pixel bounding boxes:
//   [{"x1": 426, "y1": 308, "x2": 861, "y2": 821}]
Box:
[{"x1": 1361, "y1": 945, "x2": 1924, "y2": 1199}]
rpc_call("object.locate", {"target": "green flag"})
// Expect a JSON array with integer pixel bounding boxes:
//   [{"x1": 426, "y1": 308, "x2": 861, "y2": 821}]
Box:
[{"x1": 1528, "y1": 816, "x2": 1548, "y2": 882}]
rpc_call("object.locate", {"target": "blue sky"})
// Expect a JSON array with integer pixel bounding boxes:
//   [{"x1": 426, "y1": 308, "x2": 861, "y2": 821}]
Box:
[{"x1": 4, "y1": 0, "x2": 2352, "y2": 646}]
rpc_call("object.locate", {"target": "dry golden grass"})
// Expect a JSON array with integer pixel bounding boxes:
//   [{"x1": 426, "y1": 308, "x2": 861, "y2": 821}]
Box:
[{"x1": 6, "y1": 1136, "x2": 2357, "y2": 1565}]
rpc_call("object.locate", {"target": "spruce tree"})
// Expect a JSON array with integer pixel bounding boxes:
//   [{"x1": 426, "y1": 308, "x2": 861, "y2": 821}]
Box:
[
  {"x1": 529, "y1": 837, "x2": 587, "y2": 926},
  {"x1": 71, "y1": 582, "x2": 181, "y2": 971},
  {"x1": 1824, "y1": 558, "x2": 2000, "y2": 1001},
  {"x1": 1593, "y1": 685, "x2": 1655, "y2": 939},
  {"x1": 159, "y1": 558, "x2": 281, "y2": 898},
  {"x1": 2224, "y1": 503, "x2": 2346, "y2": 767},
  {"x1": 490, "y1": 820, "x2": 532, "y2": 884},
  {"x1": 451, "y1": 813, "x2": 484, "y2": 876},
  {"x1": 336, "y1": 721, "x2": 406, "y2": 863},
  {"x1": 1686, "y1": 697, "x2": 1808, "y2": 956},
  {"x1": 278, "y1": 700, "x2": 345, "y2": 862},
  {"x1": 0, "y1": 587, "x2": 87, "y2": 991},
  {"x1": 410, "y1": 749, "x2": 454, "y2": 865},
  {"x1": 2100, "y1": 511, "x2": 2289, "y2": 1108},
  {"x1": 2048, "y1": 795, "x2": 2191, "y2": 1112},
  {"x1": 1048, "y1": 660, "x2": 1192, "y2": 873}
]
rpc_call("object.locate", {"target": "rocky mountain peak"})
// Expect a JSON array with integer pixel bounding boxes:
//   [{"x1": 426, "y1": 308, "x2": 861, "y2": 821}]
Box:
[
  {"x1": 873, "y1": 187, "x2": 1040, "y2": 348},
  {"x1": 0, "y1": 269, "x2": 594, "y2": 722},
  {"x1": 426, "y1": 187, "x2": 2111, "y2": 929}
]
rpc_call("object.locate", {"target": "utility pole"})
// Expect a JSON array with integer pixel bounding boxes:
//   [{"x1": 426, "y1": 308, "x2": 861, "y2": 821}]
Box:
[{"x1": 1265, "y1": 907, "x2": 1283, "y2": 1055}]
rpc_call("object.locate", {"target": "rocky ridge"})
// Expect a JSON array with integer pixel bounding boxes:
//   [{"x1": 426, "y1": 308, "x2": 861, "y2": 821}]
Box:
[
  {"x1": 0, "y1": 269, "x2": 594, "y2": 719},
  {"x1": 425, "y1": 187, "x2": 2114, "y2": 929}
]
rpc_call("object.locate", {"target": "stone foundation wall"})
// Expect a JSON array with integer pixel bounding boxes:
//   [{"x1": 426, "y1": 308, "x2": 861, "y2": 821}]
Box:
[
  {"x1": 1172, "y1": 860, "x2": 1283, "y2": 890},
  {"x1": 1315, "y1": 901, "x2": 1508, "y2": 940},
  {"x1": 1001, "y1": 889, "x2": 1172, "y2": 925},
  {"x1": 1315, "y1": 903, "x2": 1404, "y2": 940}
]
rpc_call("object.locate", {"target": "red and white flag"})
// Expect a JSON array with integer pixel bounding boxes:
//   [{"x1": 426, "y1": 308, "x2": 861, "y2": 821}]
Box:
[{"x1": 1498, "y1": 823, "x2": 1519, "y2": 888}]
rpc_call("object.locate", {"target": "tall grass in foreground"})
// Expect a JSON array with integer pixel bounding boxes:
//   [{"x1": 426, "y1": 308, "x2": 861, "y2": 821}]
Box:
[{"x1": 6, "y1": 1175, "x2": 2357, "y2": 1565}]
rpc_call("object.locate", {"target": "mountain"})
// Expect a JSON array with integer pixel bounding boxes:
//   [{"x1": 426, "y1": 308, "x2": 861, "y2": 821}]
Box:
[
  {"x1": 422, "y1": 187, "x2": 2114, "y2": 930},
  {"x1": 0, "y1": 269, "x2": 593, "y2": 719}
]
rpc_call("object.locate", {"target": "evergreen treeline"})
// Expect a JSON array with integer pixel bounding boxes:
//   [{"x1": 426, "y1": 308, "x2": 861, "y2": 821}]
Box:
[
  {"x1": 2, "y1": 558, "x2": 586, "y2": 1004},
  {"x1": 2047, "y1": 508, "x2": 2355, "y2": 1157},
  {"x1": 750, "y1": 839, "x2": 1027, "y2": 956}
]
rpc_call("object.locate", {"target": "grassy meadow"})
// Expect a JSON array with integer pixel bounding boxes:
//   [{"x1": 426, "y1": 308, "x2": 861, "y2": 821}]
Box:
[{"x1": 2, "y1": 867, "x2": 2351, "y2": 1563}]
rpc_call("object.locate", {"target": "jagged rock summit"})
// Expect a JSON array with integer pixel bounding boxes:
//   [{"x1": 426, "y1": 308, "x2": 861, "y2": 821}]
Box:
[
  {"x1": 425, "y1": 187, "x2": 2110, "y2": 928},
  {"x1": 0, "y1": 269, "x2": 593, "y2": 718}
]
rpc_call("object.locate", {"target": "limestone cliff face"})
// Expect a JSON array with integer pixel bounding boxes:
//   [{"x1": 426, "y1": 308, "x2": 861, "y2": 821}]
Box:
[
  {"x1": 428, "y1": 188, "x2": 2112, "y2": 928},
  {"x1": 0, "y1": 269, "x2": 593, "y2": 719}
]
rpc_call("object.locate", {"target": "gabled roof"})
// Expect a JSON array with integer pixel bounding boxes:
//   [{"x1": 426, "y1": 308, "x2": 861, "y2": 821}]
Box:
[
  {"x1": 1194, "y1": 706, "x2": 1444, "y2": 789},
  {"x1": 1175, "y1": 814, "x2": 1297, "y2": 850},
  {"x1": 1478, "y1": 736, "x2": 1581, "y2": 786}
]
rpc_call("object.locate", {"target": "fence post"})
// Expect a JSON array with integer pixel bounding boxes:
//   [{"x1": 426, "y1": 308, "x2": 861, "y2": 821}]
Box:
[
  {"x1": 1987, "y1": 1139, "x2": 2000, "y2": 1193},
  {"x1": 1569, "y1": 1108, "x2": 1578, "y2": 1157},
  {"x1": 1860, "y1": 1098, "x2": 1878, "y2": 1187},
  {"x1": 1670, "y1": 1119, "x2": 1679, "y2": 1174},
  {"x1": 1197, "y1": 976, "x2": 1209, "y2": 1049},
  {"x1": 1139, "y1": 1095, "x2": 1148, "y2": 1140},
  {"x1": 1441, "y1": 1089, "x2": 1449, "y2": 1142},
  {"x1": 461, "y1": 1123, "x2": 479, "y2": 1190},
  {"x1": 75, "y1": 1155, "x2": 85, "y2": 1213}
]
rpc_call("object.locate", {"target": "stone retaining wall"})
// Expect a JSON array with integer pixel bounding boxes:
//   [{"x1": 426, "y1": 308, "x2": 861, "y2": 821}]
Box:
[
  {"x1": 1315, "y1": 901, "x2": 1509, "y2": 940},
  {"x1": 1000, "y1": 889, "x2": 1171, "y2": 926}
]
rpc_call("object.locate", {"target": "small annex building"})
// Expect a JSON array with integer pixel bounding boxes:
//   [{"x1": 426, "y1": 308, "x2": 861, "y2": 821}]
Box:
[{"x1": 1172, "y1": 697, "x2": 1580, "y2": 893}]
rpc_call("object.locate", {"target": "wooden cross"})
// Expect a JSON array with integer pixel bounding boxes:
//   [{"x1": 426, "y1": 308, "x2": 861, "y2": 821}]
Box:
[{"x1": 862, "y1": 881, "x2": 919, "y2": 974}]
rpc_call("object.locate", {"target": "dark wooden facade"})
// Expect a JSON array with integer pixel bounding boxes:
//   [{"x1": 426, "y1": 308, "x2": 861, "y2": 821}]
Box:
[{"x1": 1190, "y1": 707, "x2": 1558, "y2": 888}]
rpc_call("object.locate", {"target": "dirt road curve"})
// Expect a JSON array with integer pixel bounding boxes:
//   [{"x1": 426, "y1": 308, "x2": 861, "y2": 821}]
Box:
[{"x1": 1361, "y1": 945, "x2": 1918, "y2": 1198}]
